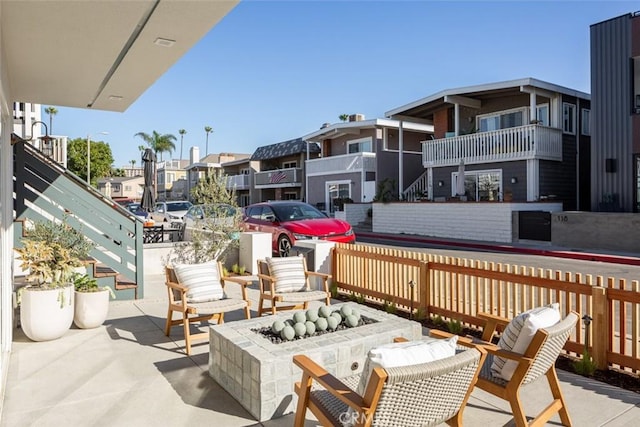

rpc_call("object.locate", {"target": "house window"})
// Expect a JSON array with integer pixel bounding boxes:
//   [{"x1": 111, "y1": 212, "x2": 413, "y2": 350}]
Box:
[
  {"x1": 283, "y1": 191, "x2": 298, "y2": 200},
  {"x1": 453, "y1": 169, "x2": 502, "y2": 202},
  {"x1": 536, "y1": 104, "x2": 549, "y2": 126},
  {"x1": 166, "y1": 173, "x2": 175, "y2": 184},
  {"x1": 347, "y1": 137, "x2": 373, "y2": 153},
  {"x1": 326, "y1": 181, "x2": 351, "y2": 213},
  {"x1": 282, "y1": 161, "x2": 297, "y2": 169},
  {"x1": 239, "y1": 194, "x2": 250, "y2": 207},
  {"x1": 478, "y1": 109, "x2": 524, "y2": 132},
  {"x1": 563, "y1": 103, "x2": 576, "y2": 134},
  {"x1": 157, "y1": 174, "x2": 164, "y2": 185},
  {"x1": 124, "y1": 185, "x2": 132, "y2": 191},
  {"x1": 581, "y1": 108, "x2": 591, "y2": 136},
  {"x1": 112, "y1": 184, "x2": 121, "y2": 193},
  {"x1": 240, "y1": 168, "x2": 250, "y2": 175}
]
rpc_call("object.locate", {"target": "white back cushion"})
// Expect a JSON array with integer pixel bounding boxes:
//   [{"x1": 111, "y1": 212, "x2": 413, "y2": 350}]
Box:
[
  {"x1": 356, "y1": 336, "x2": 458, "y2": 397},
  {"x1": 173, "y1": 262, "x2": 225, "y2": 303},
  {"x1": 266, "y1": 256, "x2": 306, "y2": 293},
  {"x1": 491, "y1": 303, "x2": 561, "y2": 380}
]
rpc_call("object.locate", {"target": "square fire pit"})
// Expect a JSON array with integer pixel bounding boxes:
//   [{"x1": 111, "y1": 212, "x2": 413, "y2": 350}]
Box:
[{"x1": 208, "y1": 303, "x2": 422, "y2": 421}]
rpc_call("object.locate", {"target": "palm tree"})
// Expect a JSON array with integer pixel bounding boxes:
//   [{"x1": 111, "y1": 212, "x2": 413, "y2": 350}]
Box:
[
  {"x1": 44, "y1": 106, "x2": 58, "y2": 133},
  {"x1": 134, "y1": 131, "x2": 176, "y2": 161},
  {"x1": 339, "y1": 114, "x2": 349, "y2": 122},
  {"x1": 204, "y1": 126, "x2": 213, "y2": 156},
  {"x1": 178, "y1": 129, "x2": 187, "y2": 162}
]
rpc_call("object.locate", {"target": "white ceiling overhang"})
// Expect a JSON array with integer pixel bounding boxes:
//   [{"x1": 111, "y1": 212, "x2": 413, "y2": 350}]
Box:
[{"x1": 1, "y1": 0, "x2": 238, "y2": 112}]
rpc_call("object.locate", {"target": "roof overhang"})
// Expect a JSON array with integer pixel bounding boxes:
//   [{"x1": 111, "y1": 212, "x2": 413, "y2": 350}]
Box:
[
  {"x1": 302, "y1": 118, "x2": 433, "y2": 142},
  {"x1": 2, "y1": 0, "x2": 238, "y2": 112},
  {"x1": 385, "y1": 77, "x2": 591, "y2": 120}
]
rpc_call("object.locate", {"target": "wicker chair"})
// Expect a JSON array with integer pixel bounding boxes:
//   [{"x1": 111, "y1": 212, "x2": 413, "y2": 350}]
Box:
[
  {"x1": 164, "y1": 262, "x2": 251, "y2": 355},
  {"x1": 293, "y1": 341, "x2": 486, "y2": 427},
  {"x1": 432, "y1": 311, "x2": 579, "y2": 427},
  {"x1": 256, "y1": 256, "x2": 331, "y2": 316}
]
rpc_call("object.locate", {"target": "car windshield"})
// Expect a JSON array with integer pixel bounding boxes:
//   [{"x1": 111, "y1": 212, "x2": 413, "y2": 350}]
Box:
[
  {"x1": 203, "y1": 204, "x2": 236, "y2": 217},
  {"x1": 167, "y1": 202, "x2": 192, "y2": 211},
  {"x1": 272, "y1": 204, "x2": 326, "y2": 222},
  {"x1": 126, "y1": 203, "x2": 140, "y2": 213}
]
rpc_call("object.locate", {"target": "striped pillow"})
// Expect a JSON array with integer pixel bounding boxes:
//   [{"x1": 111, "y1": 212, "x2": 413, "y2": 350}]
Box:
[
  {"x1": 173, "y1": 262, "x2": 225, "y2": 303},
  {"x1": 491, "y1": 303, "x2": 560, "y2": 380},
  {"x1": 266, "y1": 256, "x2": 306, "y2": 293}
]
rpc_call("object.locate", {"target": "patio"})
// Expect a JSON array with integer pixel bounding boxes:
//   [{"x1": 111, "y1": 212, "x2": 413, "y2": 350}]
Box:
[{"x1": 3, "y1": 271, "x2": 639, "y2": 426}]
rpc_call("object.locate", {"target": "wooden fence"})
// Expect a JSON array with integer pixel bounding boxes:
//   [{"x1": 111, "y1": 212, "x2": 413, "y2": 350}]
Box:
[{"x1": 331, "y1": 243, "x2": 640, "y2": 374}]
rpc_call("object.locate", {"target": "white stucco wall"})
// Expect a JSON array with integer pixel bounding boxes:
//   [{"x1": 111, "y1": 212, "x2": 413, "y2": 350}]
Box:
[
  {"x1": 372, "y1": 202, "x2": 563, "y2": 243},
  {"x1": 343, "y1": 202, "x2": 371, "y2": 225}
]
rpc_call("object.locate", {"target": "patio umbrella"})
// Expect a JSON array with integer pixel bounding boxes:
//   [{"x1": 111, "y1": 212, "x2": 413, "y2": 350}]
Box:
[
  {"x1": 140, "y1": 148, "x2": 156, "y2": 212},
  {"x1": 456, "y1": 159, "x2": 466, "y2": 196}
]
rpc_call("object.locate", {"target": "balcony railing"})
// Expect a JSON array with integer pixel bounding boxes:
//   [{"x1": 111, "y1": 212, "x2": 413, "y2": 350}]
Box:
[
  {"x1": 225, "y1": 174, "x2": 250, "y2": 190},
  {"x1": 422, "y1": 124, "x2": 562, "y2": 168},
  {"x1": 254, "y1": 167, "x2": 302, "y2": 187},
  {"x1": 305, "y1": 152, "x2": 376, "y2": 175}
]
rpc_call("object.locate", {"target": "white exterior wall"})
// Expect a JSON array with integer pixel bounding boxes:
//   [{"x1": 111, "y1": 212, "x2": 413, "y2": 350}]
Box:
[
  {"x1": 343, "y1": 203, "x2": 371, "y2": 225},
  {"x1": 373, "y1": 202, "x2": 563, "y2": 243}
]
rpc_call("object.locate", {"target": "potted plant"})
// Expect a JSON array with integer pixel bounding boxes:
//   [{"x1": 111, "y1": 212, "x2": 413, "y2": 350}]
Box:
[
  {"x1": 15, "y1": 239, "x2": 79, "y2": 341},
  {"x1": 72, "y1": 273, "x2": 115, "y2": 329},
  {"x1": 15, "y1": 218, "x2": 96, "y2": 341}
]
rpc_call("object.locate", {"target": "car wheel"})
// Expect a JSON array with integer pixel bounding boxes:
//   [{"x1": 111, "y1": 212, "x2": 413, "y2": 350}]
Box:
[{"x1": 278, "y1": 235, "x2": 292, "y2": 257}]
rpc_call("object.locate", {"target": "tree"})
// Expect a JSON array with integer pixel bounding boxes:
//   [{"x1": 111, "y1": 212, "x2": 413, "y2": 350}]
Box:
[
  {"x1": 110, "y1": 168, "x2": 126, "y2": 177},
  {"x1": 204, "y1": 126, "x2": 213, "y2": 156},
  {"x1": 190, "y1": 169, "x2": 235, "y2": 205},
  {"x1": 67, "y1": 137, "x2": 114, "y2": 186},
  {"x1": 44, "y1": 106, "x2": 58, "y2": 133},
  {"x1": 134, "y1": 131, "x2": 176, "y2": 162},
  {"x1": 339, "y1": 114, "x2": 349, "y2": 122},
  {"x1": 178, "y1": 129, "x2": 187, "y2": 162},
  {"x1": 130, "y1": 159, "x2": 136, "y2": 169}
]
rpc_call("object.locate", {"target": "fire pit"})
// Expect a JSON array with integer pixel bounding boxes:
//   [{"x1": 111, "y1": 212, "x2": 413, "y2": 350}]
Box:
[{"x1": 208, "y1": 302, "x2": 422, "y2": 421}]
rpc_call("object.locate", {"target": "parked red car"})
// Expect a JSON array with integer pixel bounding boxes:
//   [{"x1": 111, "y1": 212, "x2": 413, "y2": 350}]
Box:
[{"x1": 242, "y1": 201, "x2": 356, "y2": 256}]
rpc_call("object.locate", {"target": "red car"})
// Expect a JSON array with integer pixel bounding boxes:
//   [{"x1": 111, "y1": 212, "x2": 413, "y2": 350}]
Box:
[{"x1": 242, "y1": 201, "x2": 356, "y2": 256}]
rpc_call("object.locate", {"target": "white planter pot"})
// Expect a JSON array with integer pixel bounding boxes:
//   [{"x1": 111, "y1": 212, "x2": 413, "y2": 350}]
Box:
[
  {"x1": 74, "y1": 290, "x2": 110, "y2": 329},
  {"x1": 20, "y1": 285, "x2": 74, "y2": 341}
]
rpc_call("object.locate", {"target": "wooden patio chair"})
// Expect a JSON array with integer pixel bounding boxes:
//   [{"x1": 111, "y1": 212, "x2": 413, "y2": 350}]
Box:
[
  {"x1": 256, "y1": 256, "x2": 331, "y2": 316},
  {"x1": 432, "y1": 310, "x2": 579, "y2": 427},
  {"x1": 164, "y1": 261, "x2": 251, "y2": 355},
  {"x1": 293, "y1": 338, "x2": 486, "y2": 427}
]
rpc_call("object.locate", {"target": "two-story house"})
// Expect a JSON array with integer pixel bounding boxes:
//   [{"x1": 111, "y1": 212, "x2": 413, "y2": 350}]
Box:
[
  {"x1": 250, "y1": 137, "x2": 321, "y2": 202},
  {"x1": 97, "y1": 176, "x2": 145, "y2": 203},
  {"x1": 303, "y1": 114, "x2": 433, "y2": 213},
  {"x1": 590, "y1": 12, "x2": 640, "y2": 212},
  {"x1": 386, "y1": 78, "x2": 591, "y2": 210},
  {"x1": 220, "y1": 157, "x2": 260, "y2": 207},
  {"x1": 184, "y1": 146, "x2": 251, "y2": 202},
  {"x1": 157, "y1": 159, "x2": 188, "y2": 201}
]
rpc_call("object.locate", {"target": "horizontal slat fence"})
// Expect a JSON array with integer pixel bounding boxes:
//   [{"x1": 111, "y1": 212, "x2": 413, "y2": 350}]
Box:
[{"x1": 332, "y1": 243, "x2": 640, "y2": 375}]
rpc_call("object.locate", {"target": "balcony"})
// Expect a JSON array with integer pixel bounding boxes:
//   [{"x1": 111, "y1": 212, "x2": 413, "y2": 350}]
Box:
[
  {"x1": 422, "y1": 124, "x2": 562, "y2": 168},
  {"x1": 254, "y1": 167, "x2": 302, "y2": 188},
  {"x1": 225, "y1": 174, "x2": 250, "y2": 190},
  {"x1": 305, "y1": 152, "x2": 376, "y2": 176}
]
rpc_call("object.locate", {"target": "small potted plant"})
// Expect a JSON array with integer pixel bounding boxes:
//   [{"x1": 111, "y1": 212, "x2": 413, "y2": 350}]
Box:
[
  {"x1": 15, "y1": 218, "x2": 96, "y2": 341},
  {"x1": 72, "y1": 273, "x2": 115, "y2": 329}
]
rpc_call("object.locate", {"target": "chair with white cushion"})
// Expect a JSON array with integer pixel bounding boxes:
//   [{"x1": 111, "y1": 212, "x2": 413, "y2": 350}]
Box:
[
  {"x1": 256, "y1": 256, "x2": 331, "y2": 316},
  {"x1": 432, "y1": 305, "x2": 579, "y2": 427},
  {"x1": 165, "y1": 261, "x2": 251, "y2": 355},
  {"x1": 294, "y1": 336, "x2": 486, "y2": 427}
]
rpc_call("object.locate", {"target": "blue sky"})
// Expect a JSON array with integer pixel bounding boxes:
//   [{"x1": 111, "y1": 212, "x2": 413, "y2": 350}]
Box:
[{"x1": 50, "y1": 0, "x2": 639, "y2": 167}]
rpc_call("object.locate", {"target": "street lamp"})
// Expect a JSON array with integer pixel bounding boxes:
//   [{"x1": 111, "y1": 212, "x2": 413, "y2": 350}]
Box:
[{"x1": 87, "y1": 131, "x2": 109, "y2": 185}]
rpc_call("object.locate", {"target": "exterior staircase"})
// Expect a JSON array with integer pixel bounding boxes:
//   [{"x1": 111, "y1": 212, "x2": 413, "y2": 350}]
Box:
[
  {"x1": 12, "y1": 139, "x2": 143, "y2": 299},
  {"x1": 403, "y1": 171, "x2": 429, "y2": 202}
]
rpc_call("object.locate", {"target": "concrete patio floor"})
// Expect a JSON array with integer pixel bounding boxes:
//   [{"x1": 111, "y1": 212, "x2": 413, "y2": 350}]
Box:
[{"x1": 2, "y1": 271, "x2": 640, "y2": 426}]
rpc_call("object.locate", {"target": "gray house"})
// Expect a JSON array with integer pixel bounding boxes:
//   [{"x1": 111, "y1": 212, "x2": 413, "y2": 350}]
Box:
[
  {"x1": 386, "y1": 78, "x2": 591, "y2": 211},
  {"x1": 303, "y1": 114, "x2": 432, "y2": 213},
  {"x1": 590, "y1": 12, "x2": 640, "y2": 212}
]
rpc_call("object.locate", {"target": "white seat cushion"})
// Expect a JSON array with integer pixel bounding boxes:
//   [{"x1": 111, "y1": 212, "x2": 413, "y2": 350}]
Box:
[
  {"x1": 173, "y1": 262, "x2": 225, "y2": 303},
  {"x1": 266, "y1": 256, "x2": 306, "y2": 293},
  {"x1": 491, "y1": 303, "x2": 561, "y2": 380}
]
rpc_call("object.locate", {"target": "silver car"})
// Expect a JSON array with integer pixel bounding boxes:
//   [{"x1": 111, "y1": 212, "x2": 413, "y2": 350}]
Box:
[
  {"x1": 151, "y1": 201, "x2": 192, "y2": 228},
  {"x1": 182, "y1": 203, "x2": 238, "y2": 241}
]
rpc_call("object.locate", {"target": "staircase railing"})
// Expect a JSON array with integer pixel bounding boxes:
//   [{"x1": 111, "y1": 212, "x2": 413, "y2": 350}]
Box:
[
  {"x1": 13, "y1": 141, "x2": 144, "y2": 295},
  {"x1": 403, "y1": 171, "x2": 429, "y2": 202}
]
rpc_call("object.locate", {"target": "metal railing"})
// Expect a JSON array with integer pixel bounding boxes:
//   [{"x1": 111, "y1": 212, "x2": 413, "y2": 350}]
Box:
[
  {"x1": 306, "y1": 152, "x2": 376, "y2": 175},
  {"x1": 254, "y1": 167, "x2": 302, "y2": 187}
]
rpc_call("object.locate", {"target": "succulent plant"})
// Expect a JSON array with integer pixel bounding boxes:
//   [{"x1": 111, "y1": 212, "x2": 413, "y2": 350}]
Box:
[
  {"x1": 327, "y1": 316, "x2": 339, "y2": 331},
  {"x1": 330, "y1": 312, "x2": 342, "y2": 324},
  {"x1": 293, "y1": 311, "x2": 306, "y2": 324},
  {"x1": 319, "y1": 305, "x2": 332, "y2": 318},
  {"x1": 345, "y1": 314, "x2": 359, "y2": 327},
  {"x1": 340, "y1": 305, "x2": 353, "y2": 318}
]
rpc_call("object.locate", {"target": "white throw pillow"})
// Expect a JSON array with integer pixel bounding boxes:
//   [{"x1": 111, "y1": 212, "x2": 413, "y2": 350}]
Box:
[
  {"x1": 173, "y1": 262, "x2": 225, "y2": 303},
  {"x1": 356, "y1": 336, "x2": 459, "y2": 397},
  {"x1": 266, "y1": 256, "x2": 306, "y2": 293},
  {"x1": 491, "y1": 303, "x2": 561, "y2": 380}
]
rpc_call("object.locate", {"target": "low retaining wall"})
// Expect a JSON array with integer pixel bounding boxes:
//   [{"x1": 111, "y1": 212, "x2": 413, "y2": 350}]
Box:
[
  {"x1": 552, "y1": 212, "x2": 640, "y2": 253},
  {"x1": 371, "y1": 202, "x2": 562, "y2": 243}
]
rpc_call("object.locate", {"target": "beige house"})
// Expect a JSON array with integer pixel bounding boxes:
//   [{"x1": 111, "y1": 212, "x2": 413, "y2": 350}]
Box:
[
  {"x1": 97, "y1": 176, "x2": 145, "y2": 203},
  {"x1": 157, "y1": 159, "x2": 189, "y2": 201}
]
